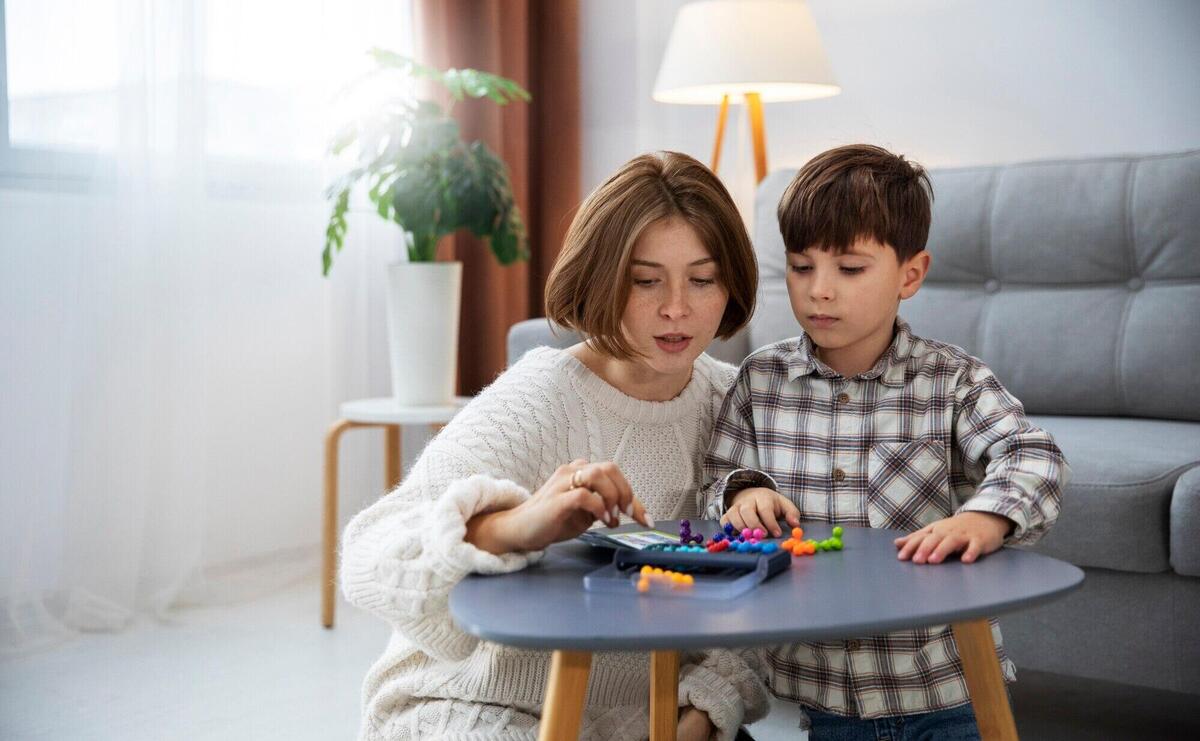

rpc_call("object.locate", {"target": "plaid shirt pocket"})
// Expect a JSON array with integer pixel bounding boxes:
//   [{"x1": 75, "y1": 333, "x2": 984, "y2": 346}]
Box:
[{"x1": 865, "y1": 440, "x2": 953, "y2": 531}]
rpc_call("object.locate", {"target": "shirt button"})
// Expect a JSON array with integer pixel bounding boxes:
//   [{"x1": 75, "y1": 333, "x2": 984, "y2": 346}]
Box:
[
  {"x1": 837, "y1": 392, "x2": 850, "y2": 403},
  {"x1": 833, "y1": 468, "x2": 846, "y2": 482},
  {"x1": 847, "y1": 639, "x2": 861, "y2": 651}
]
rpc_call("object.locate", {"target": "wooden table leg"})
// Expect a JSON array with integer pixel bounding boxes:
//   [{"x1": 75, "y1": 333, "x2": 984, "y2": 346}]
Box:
[
  {"x1": 650, "y1": 650, "x2": 680, "y2": 741},
  {"x1": 539, "y1": 650, "x2": 592, "y2": 741},
  {"x1": 322, "y1": 419, "x2": 357, "y2": 629},
  {"x1": 952, "y1": 619, "x2": 1019, "y2": 740},
  {"x1": 384, "y1": 424, "x2": 401, "y2": 490}
]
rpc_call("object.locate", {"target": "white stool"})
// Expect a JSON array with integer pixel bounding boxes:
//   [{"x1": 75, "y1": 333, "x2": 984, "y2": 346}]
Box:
[{"x1": 322, "y1": 396, "x2": 469, "y2": 627}]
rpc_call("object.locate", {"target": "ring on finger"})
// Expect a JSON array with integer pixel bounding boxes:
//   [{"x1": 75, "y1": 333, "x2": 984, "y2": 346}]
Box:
[{"x1": 571, "y1": 468, "x2": 586, "y2": 489}]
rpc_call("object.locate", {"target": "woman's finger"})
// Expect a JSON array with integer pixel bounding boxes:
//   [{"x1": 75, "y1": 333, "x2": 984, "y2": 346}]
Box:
[
  {"x1": 576, "y1": 464, "x2": 624, "y2": 522},
  {"x1": 596, "y1": 462, "x2": 636, "y2": 516},
  {"x1": 565, "y1": 486, "x2": 613, "y2": 527},
  {"x1": 551, "y1": 462, "x2": 583, "y2": 499},
  {"x1": 628, "y1": 495, "x2": 654, "y2": 528}
]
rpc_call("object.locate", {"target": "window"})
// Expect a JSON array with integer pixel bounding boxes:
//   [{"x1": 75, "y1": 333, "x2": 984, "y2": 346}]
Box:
[{"x1": 1, "y1": 0, "x2": 413, "y2": 192}]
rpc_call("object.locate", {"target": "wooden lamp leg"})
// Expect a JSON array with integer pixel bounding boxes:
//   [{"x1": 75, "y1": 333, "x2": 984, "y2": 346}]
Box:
[
  {"x1": 745, "y1": 91, "x2": 768, "y2": 184},
  {"x1": 650, "y1": 650, "x2": 680, "y2": 741},
  {"x1": 539, "y1": 650, "x2": 593, "y2": 741},
  {"x1": 952, "y1": 619, "x2": 1019, "y2": 740},
  {"x1": 710, "y1": 93, "x2": 731, "y2": 173}
]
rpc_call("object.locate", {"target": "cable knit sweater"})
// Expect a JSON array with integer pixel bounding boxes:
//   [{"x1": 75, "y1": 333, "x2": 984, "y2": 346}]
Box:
[{"x1": 340, "y1": 346, "x2": 769, "y2": 741}]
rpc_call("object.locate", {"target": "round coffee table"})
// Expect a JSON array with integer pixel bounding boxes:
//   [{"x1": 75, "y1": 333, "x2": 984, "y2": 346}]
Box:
[{"x1": 450, "y1": 520, "x2": 1084, "y2": 741}]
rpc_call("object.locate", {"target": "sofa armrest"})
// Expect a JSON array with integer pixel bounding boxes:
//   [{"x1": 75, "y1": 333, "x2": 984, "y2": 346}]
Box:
[
  {"x1": 1170, "y1": 465, "x2": 1200, "y2": 577},
  {"x1": 506, "y1": 318, "x2": 580, "y2": 367}
]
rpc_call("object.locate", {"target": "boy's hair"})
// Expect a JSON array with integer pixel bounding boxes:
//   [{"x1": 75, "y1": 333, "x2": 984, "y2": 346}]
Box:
[
  {"x1": 544, "y1": 151, "x2": 757, "y2": 360},
  {"x1": 777, "y1": 144, "x2": 933, "y2": 261}
]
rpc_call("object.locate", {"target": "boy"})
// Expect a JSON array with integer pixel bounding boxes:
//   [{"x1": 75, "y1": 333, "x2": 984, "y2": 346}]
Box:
[{"x1": 701, "y1": 144, "x2": 1069, "y2": 738}]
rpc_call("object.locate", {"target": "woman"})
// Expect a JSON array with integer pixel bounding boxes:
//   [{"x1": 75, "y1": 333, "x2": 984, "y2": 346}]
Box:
[{"x1": 341, "y1": 151, "x2": 763, "y2": 741}]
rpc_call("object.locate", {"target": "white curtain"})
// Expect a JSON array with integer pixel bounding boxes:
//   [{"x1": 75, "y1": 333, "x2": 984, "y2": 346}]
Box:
[{"x1": 1, "y1": 0, "x2": 412, "y2": 653}]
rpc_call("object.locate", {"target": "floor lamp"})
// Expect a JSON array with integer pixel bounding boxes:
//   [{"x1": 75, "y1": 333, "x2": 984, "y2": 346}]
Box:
[{"x1": 653, "y1": 0, "x2": 840, "y2": 183}]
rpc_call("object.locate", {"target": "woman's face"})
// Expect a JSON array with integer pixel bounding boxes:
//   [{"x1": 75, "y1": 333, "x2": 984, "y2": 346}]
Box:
[{"x1": 620, "y1": 217, "x2": 730, "y2": 378}]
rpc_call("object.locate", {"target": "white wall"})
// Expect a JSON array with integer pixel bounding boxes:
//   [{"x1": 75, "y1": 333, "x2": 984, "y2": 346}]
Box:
[{"x1": 582, "y1": 0, "x2": 1200, "y2": 212}]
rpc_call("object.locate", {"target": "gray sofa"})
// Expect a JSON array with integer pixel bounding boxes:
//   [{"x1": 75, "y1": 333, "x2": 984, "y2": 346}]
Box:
[{"x1": 508, "y1": 149, "x2": 1200, "y2": 695}]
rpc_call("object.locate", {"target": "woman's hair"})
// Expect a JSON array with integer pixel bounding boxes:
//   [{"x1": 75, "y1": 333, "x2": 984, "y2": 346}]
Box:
[{"x1": 544, "y1": 151, "x2": 757, "y2": 359}]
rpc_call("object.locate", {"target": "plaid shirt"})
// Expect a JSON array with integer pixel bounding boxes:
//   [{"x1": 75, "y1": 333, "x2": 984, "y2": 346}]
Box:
[{"x1": 700, "y1": 318, "x2": 1068, "y2": 719}]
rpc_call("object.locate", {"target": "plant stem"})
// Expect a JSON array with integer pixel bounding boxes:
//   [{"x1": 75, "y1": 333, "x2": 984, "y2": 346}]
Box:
[{"x1": 409, "y1": 234, "x2": 440, "y2": 262}]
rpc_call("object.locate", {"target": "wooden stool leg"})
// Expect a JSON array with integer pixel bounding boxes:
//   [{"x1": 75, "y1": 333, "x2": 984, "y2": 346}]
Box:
[
  {"x1": 322, "y1": 419, "x2": 356, "y2": 629},
  {"x1": 384, "y1": 424, "x2": 401, "y2": 490},
  {"x1": 952, "y1": 619, "x2": 1019, "y2": 740},
  {"x1": 650, "y1": 650, "x2": 680, "y2": 741},
  {"x1": 538, "y1": 650, "x2": 592, "y2": 741}
]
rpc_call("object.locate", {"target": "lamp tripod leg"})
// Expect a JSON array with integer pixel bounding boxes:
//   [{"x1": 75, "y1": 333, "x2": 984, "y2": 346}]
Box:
[{"x1": 710, "y1": 93, "x2": 730, "y2": 173}]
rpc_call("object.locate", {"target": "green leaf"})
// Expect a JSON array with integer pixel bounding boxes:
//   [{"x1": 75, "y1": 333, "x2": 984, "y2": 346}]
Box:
[
  {"x1": 322, "y1": 48, "x2": 532, "y2": 274},
  {"x1": 322, "y1": 187, "x2": 351, "y2": 276}
]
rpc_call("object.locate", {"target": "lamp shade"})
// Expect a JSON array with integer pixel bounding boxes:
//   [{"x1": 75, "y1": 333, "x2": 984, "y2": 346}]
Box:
[{"x1": 653, "y1": 0, "x2": 840, "y2": 105}]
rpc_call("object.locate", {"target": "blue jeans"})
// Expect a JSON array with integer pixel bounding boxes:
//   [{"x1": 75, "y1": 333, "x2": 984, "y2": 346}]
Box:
[{"x1": 804, "y1": 703, "x2": 981, "y2": 741}]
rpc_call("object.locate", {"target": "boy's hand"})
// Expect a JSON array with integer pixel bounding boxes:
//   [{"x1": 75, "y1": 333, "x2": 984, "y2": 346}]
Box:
[
  {"x1": 721, "y1": 487, "x2": 800, "y2": 538},
  {"x1": 894, "y1": 511, "x2": 1014, "y2": 564}
]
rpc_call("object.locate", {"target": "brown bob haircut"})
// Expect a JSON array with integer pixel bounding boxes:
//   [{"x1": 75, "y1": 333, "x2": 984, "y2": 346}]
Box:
[
  {"x1": 777, "y1": 144, "x2": 934, "y2": 262},
  {"x1": 544, "y1": 151, "x2": 757, "y2": 359}
]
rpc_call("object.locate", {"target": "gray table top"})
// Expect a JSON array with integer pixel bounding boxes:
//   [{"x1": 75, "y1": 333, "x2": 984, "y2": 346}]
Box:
[{"x1": 448, "y1": 520, "x2": 1085, "y2": 652}]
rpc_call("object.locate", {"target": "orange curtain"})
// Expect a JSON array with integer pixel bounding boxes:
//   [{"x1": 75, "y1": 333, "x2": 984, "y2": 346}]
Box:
[{"x1": 416, "y1": 0, "x2": 581, "y2": 395}]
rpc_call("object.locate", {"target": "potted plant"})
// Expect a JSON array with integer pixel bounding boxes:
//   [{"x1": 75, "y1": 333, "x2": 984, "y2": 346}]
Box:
[{"x1": 323, "y1": 49, "x2": 530, "y2": 405}]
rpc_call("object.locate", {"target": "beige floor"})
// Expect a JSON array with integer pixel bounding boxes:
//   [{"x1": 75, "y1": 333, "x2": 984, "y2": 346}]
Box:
[
  {"x1": 0, "y1": 578, "x2": 806, "y2": 741},
  {"x1": 0, "y1": 581, "x2": 387, "y2": 741}
]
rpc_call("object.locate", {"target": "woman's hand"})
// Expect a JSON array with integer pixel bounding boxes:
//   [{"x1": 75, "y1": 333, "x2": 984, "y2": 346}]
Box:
[
  {"x1": 894, "y1": 511, "x2": 1013, "y2": 564},
  {"x1": 466, "y1": 460, "x2": 652, "y2": 554},
  {"x1": 721, "y1": 487, "x2": 801, "y2": 538},
  {"x1": 678, "y1": 706, "x2": 715, "y2": 741}
]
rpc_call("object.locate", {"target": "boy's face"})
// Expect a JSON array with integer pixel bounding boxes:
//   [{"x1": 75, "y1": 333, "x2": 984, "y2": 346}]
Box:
[{"x1": 785, "y1": 238, "x2": 930, "y2": 360}]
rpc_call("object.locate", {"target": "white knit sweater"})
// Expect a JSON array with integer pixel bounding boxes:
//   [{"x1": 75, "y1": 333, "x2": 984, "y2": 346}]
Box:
[{"x1": 340, "y1": 347, "x2": 768, "y2": 741}]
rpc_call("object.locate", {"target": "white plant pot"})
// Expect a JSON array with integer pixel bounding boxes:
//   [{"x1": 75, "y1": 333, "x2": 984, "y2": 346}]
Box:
[{"x1": 384, "y1": 261, "x2": 462, "y2": 406}]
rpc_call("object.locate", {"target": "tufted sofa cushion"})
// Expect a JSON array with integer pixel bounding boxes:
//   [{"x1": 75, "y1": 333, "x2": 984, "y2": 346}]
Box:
[{"x1": 751, "y1": 150, "x2": 1200, "y2": 422}]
